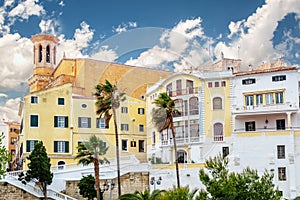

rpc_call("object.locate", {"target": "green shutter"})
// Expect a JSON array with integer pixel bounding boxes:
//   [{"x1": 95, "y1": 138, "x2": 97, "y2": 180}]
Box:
[
  {"x1": 54, "y1": 116, "x2": 58, "y2": 127},
  {"x1": 31, "y1": 115, "x2": 38, "y2": 127},
  {"x1": 96, "y1": 118, "x2": 99, "y2": 128},
  {"x1": 88, "y1": 118, "x2": 91, "y2": 128},
  {"x1": 26, "y1": 141, "x2": 30, "y2": 152},
  {"x1": 65, "y1": 117, "x2": 68, "y2": 128},
  {"x1": 65, "y1": 141, "x2": 69, "y2": 153},
  {"x1": 54, "y1": 141, "x2": 58, "y2": 152},
  {"x1": 78, "y1": 117, "x2": 81, "y2": 128}
]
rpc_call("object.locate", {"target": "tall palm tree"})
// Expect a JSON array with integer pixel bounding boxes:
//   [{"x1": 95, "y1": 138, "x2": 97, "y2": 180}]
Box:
[
  {"x1": 119, "y1": 189, "x2": 163, "y2": 200},
  {"x1": 160, "y1": 186, "x2": 198, "y2": 200},
  {"x1": 94, "y1": 80, "x2": 126, "y2": 197},
  {"x1": 75, "y1": 135, "x2": 109, "y2": 200},
  {"x1": 152, "y1": 92, "x2": 181, "y2": 188}
]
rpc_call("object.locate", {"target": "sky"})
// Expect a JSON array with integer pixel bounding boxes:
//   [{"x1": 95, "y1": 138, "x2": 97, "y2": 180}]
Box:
[{"x1": 0, "y1": 0, "x2": 300, "y2": 122}]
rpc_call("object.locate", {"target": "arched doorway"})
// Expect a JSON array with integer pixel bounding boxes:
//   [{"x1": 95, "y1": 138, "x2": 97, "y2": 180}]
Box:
[
  {"x1": 177, "y1": 150, "x2": 187, "y2": 163},
  {"x1": 57, "y1": 160, "x2": 66, "y2": 170}
]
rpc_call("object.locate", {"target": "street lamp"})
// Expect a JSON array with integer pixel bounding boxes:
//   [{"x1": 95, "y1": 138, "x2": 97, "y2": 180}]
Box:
[
  {"x1": 150, "y1": 176, "x2": 162, "y2": 190},
  {"x1": 101, "y1": 180, "x2": 115, "y2": 200}
]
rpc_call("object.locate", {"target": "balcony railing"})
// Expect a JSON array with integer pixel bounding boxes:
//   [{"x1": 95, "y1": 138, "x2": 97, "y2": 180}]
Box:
[
  {"x1": 161, "y1": 136, "x2": 204, "y2": 146},
  {"x1": 232, "y1": 103, "x2": 298, "y2": 114},
  {"x1": 167, "y1": 87, "x2": 200, "y2": 97}
]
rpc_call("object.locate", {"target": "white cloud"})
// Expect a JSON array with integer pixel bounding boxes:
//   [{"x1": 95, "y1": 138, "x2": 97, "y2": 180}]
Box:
[
  {"x1": 90, "y1": 45, "x2": 117, "y2": 62},
  {"x1": 58, "y1": 1, "x2": 65, "y2": 7},
  {"x1": 4, "y1": 0, "x2": 14, "y2": 8},
  {"x1": 0, "y1": 94, "x2": 8, "y2": 98},
  {"x1": 8, "y1": 0, "x2": 45, "y2": 20},
  {"x1": 39, "y1": 19, "x2": 57, "y2": 34},
  {"x1": 129, "y1": 21, "x2": 137, "y2": 28},
  {"x1": 0, "y1": 98, "x2": 20, "y2": 122},
  {"x1": 113, "y1": 21, "x2": 138, "y2": 33}
]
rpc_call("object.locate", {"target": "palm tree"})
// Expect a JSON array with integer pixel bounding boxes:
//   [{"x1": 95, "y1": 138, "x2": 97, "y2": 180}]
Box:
[
  {"x1": 75, "y1": 135, "x2": 109, "y2": 200},
  {"x1": 94, "y1": 80, "x2": 126, "y2": 197},
  {"x1": 119, "y1": 189, "x2": 163, "y2": 200},
  {"x1": 152, "y1": 92, "x2": 181, "y2": 188},
  {"x1": 160, "y1": 186, "x2": 198, "y2": 200}
]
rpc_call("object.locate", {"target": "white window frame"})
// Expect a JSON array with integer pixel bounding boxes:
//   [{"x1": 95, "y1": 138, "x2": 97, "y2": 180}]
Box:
[
  {"x1": 275, "y1": 92, "x2": 283, "y2": 104},
  {"x1": 266, "y1": 93, "x2": 274, "y2": 105},
  {"x1": 121, "y1": 107, "x2": 128, "y2": 113},
  {"x1": 31, "y1": 96, "x2": 38, "y2": 104},
  {"x1": 121, "y1": 124, "x2": 129, "y2": 131},
  {"x1": 98, "y1": 118, "x2": 106, "y2": 129},
  {"x1": 57, "y1": 116, "x2": 65, "y2": 128},
  {"x1": 57, "y1": 141, "x2": 66, "y2": 153},
  {"x1": 139, "y1": 124, "x2": 144, "y2": 132},
  {"x1": 121, "y1": 139, "x2": 128, "y2": 151},
  {"x1": 245, "y1": 95, "x2": 254, "y2": 106},
  {"x1": 138, "y1": 108, "x2": 145, "y2": 115}
]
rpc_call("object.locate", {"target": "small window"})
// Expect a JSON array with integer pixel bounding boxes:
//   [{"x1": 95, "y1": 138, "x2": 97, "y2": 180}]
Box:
[
  {"x1": 96, "y1": 118, "x2": 106, "y2": 129},
  {"x1": 245, "y1": 121, "x2": 256, "y2": 131},
  {"x1": 277, "y1": 145, "x2": 285, "y2": 159},
  {"x1": 138, "y1": 140, "x2": 145, "y2": 152},
  {"x1": 208, "y1": 82, "x2": 212, "y2": 88},
  {"x1": 57, "y1": 161, "x2": 66, "y2": 170},
  {"x1": 58, "y1": 98, "x2": 65, "y2": 105},
  {"x1": 214, "y1": 82, "x2": 219, "y2": 88},
  {"x1": 11, "y1": 137, "x2": 17, "y2": 145},
  {"x1": 78, "y1": 117, "x2": 91, "y2": 128},
  {"x1": 221, "y1": 81, "x2": 226, "y2": 87},
  {"x1": 275, "y1": 92, "x2": 283, "y2": 104},
  {"x1": 81, "y1": 104, "x2": 87, "y2": 108},
  {"x1": 245, "y1": 95, "x2": 254, "y2": 106},
  {"x1": 130, "y1": 140, "x2": 136, "y2": 147},
  {"x1": 242, "y1": 78, "x2": 256, "y2": 85},
  {"x1": 122, "y1": 140, "x2": 128, "y2": 151},
  {"x1": 121, "y1": 107, "x2": 128, "y2": 113},
  {"x1": 30, "y1": 115, "x2": 39, "y2": 127},
  {"x1": 276, "y1": 119, "x2": 285, "y2": 130},
  {"x1": 213, "y1": 97, "x2": 222, "y2": 110},
  {"x1": 121, "y1": 124, "x2": 129, "y2": 131},
  {"x1": 256, "y1": 94, "x2": 263, "y2": 105},
  {"x1": 138, "y1": 108, "x2": 145, "y2": 115},
  {"x1": 54, "y1": 141, "x2": 69, "y2": 153},
  {"x1": 222, "y1": 147, "x2": 229, "y2": 158},
  {"x1": 139, "y1": 124, "x2": 144, "y2": 132},
  {"x1": 213, "y1": 123, "x2": 223, "y2": 141},
  {"x1": 31, "y1": 96, "x2": 38, "y2": 104},
  {"x1": 272, "y1": 75, "x2": 286, "y2": 82},
  {"x1": 278, "y1": 167, "x2": 286, "y2": 181},
  {"x1": 26, "y1": 140, "x2": 38, "y2": 152},
  {"x1": 266, "y1": 93, "x2": 274, "y2": 105},
  {"x1": 54, "y1": 116, "x2": 68, "y2": 128}
]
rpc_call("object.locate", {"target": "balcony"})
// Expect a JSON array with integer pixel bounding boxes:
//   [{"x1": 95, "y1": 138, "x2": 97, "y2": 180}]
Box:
[
  {"x1": 161, "y1": 135, "x2": 205, "y2": 146},
  {"x1": 232, "y1": 102, "x2": 298, "y2": 116},
  {"x1": 167, "y1": 87, "x2": 200, "y2": 98},
  {"x1": 234, "y1": 128, "x2": 300, "y2": 137}
]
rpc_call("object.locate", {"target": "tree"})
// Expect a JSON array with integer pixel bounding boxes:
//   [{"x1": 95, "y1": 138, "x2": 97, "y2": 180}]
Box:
[
  {"x1": 94, "y1": 79, "x2": 126, "y2": 197},
  {"x1": 159, "y1": 186, "x2": 198, "y2": 200},
  {"x1": 197, "y1": 154, "x2": 282, "y2": 200},
  {"x1": 0, "y1": 132, "x2": 9, "y2": 178},
  {"x1": 18, "y1": 141, "x2": 53, "y2": 199},
  {"x1": 78, "y1": 174, "x2": 97, "y2": 200},
  {"x1": 119, "y1": 189, "x2": 163, "y2": 200},
  {"x1": 152, "y1": 92, "x2": 181, "y2": 188},
  {"x1": 75, "y1": 135, "x2": 109, "y2": 200}
]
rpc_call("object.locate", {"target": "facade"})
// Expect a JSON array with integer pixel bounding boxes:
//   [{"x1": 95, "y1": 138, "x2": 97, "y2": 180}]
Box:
[
  {"x1": 5, "y1": 121, "x2": 20, "y2": 170},
  {"x1": 18, "y1": 33, "x2": 173, "y2": 169}
]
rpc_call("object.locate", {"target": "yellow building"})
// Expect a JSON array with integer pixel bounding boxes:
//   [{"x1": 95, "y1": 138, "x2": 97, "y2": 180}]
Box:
[{"x1": 19, "y1": 33, "x2": 173, "y2": 168}]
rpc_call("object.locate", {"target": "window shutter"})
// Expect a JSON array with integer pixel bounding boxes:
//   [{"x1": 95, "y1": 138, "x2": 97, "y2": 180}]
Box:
[
  {"x1": 54, "y1": 141, "x2": 58, "y2": 152},
  {"x1": 26, "y1": 141, "x2": 30, "y2": 152},
  {"x1": 54, "y1": 116, "x2": 58, "y2": 127},
  {"x1": 88, "y1": 118, "x2": 91, "y2": 128},
  {"x1": 96, "y1": 118, "x2": 99, "y2": 128},
  {"x1": 65, "y1": 141, "x2": 69, "y2": 153},
  {"x1": 78, "y1": 117, "x2": 81, "y2": 128},
  {"x1": 65, "y1": 117, "x2": 68, "y2": 128}
]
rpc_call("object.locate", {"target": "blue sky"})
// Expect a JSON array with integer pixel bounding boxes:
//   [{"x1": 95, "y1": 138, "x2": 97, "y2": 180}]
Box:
[{"x1": 0, "y1": 0, "x2": 300, "y2": 121}]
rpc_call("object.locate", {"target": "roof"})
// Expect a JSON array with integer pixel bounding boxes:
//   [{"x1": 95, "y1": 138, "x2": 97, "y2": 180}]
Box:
[{"x1": 234, "y1": 66, "x2": 297, "y2": 76}]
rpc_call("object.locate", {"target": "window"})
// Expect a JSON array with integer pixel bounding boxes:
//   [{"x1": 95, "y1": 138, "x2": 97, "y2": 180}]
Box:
[
  {"x1": 54, "y1": 116, "x2": 68, "y2": 128},
  {"x1": 139, "y1": 124, "x2": 144, "y2": 132},
  {"x1": 78, "y1": 117, "x2": 91, "y2": 128},
  {"x1": 276, "y1": 119, "x2": 285, "y2": 130},
  {"x1": 46, "y1": 45, "x2": 50, "y2": 63},
  {"x1": 96, "y1": 118, "x2": 106, "y2": 129},
  {"x1": 245, "y1": 121, "x2": 256, "y2": 131},
  {"x1": 266, "y1": 93, "x2": 274, "y2": 104},
  {"x1": 278, "y1": 167, "x2": 286, "y2": 181},
  {"x1": 121, "y1": 124, "x2": 129, "y2": 131},
  {"x1": 152, "y1": 131, "x2": 156, "y2": 145},
  {"x1": 58, "y1": 98, "x2": 65, "y2": 105},
  {"x1": 222, "y1": 147, "x2": 229, "y2": 158},
  {"x1": 272, "y1": 75, "x2": 286, "y2": 82},
  {"x1": 256, "y1": 94, "x2": 263, "y2": 105},
  {"x1": 121, "y1": 107, "x2": 128, "y2": 113},
  {"x1": 30, "y1": 115, "x2": 38, "y2": 127},
  {"x1": 277, "y1": 145, "x2": 285, "y2": 159},
  {"x1": 208, "y1": 82, "x2": 212, "y2": 88},
  {"x1": 54, "y1": 141, "x2": 69, "y2": 153},
  {"x1": 122, "y1": 140, "x2": 128, "y2": 151},
  {"x1": 11, "y1": 137, "x2": 17, "y2": 145},
  {"x1": 138, "y1": 108, "x2": 145, "y2": 115},
  {"x1": 189, "y1": 97, "x2": 199, "y2": 115},
  {"x1": 275, "y1": 92, "x2": 283, "y2": 104},
  {"x1": 130, "y1": 140, "x2": 136, "y2": 147},
  {"x1": 31, "y1": 96, "x2": 38, "y2": 104},
  {"x1": 213, "y1": 123, "x2": 223, "y2": 141},
  {"x1": 214, "y1": 82, "x2": 219, "y2": 88},
  {"x1": 176, "y1": 79, "x2": 182, "y2": 95},
  {"x1": 166, "y1": 83, "x2": 172, "y2": 96},
  {"x1": 174, "y1": 99, "x2": 183, "y2": 117},
  {"x1": 57, "y1": 161, "x2": 65, "y2": 170},
  {"x1": 221, "y1": 81, "x2": 226, "y2": 87},
  {"x1": 138, "y1": 140, "x2": 145, "y2": 152},
  {"x1": 186, "y1": 80, "x2": 194, "y2": 94},
  {"x1": 39, "y1": 45, "x2": 42, "y2": 62},
  {"x1": 213, "y1": 97, "x2": 222, "y2": 110},
  {"x1": 245, "y1": 95, "x2": 254, "y2": 106},
  {"x1": 26, "y1": 140, "x2": 38, "y2": 152},
  {"x1": 242, "y1": 78, "x2": 256, "y2": 85}
]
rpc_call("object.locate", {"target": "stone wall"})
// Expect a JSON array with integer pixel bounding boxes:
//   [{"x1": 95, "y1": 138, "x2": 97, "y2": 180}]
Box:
[
  {"x1": 0, "y1": 182, "x2": 41, "y2": 200},
  {"x1": 64, "y1": 172, "x2": 149, "y2": 199}
]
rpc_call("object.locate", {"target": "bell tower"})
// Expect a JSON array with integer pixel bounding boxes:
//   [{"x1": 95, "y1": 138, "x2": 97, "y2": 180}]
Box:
[{"x1": 28, "y1": 34, "x2": 59, "y2": 92}]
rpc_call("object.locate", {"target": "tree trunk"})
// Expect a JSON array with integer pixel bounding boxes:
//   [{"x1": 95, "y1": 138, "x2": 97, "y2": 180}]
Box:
[
  {"x1": 94, "y1": 157, "x2": 101, "y2": 200},
  {"x1": 171, "y1": 119, "x2": 180, "y2": 188},
  {"x1": 112, "y1": 107, "x2": 121, "y2": 197},
  {"x1": 42, "y1": 183, "x2": 48, "y2": 200}
]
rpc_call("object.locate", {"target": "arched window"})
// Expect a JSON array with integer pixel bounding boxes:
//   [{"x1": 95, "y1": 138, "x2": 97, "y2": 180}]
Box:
[
  {"x1": 174, "y1": 99, "x2": 183, "y2": 117},
  {"x1": 46, "y1": 45, "x2": 50, "y2": 63},
  {"x1": 177, "y1": 150, "x2": 187, "y2": 163},
  {"x1": 38, "y1": 44, "x2": 43, "y2": 62},
  {"x1": 57, "y1": 160, "x2": 66, "y2": 170},
  {"x1": 213, "y1": 123, "x2": 223, "y2": 141},
  {"x1": 189, "y1": 97, "x2": 198, "y2": 115},
  {"x1": 213, "y1": 97, "x2": 222, "y2": 110}
]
